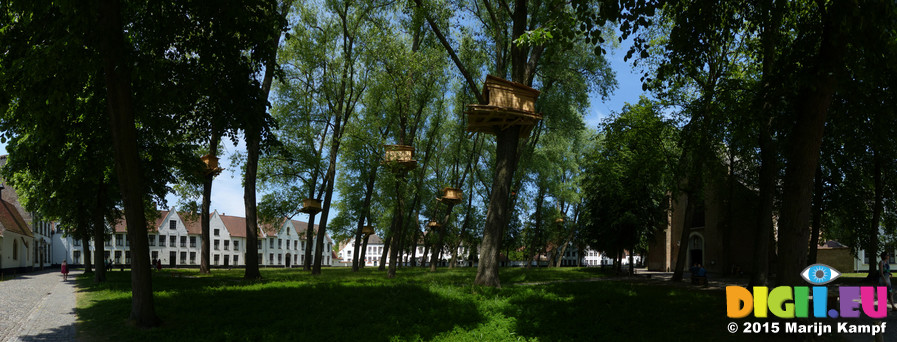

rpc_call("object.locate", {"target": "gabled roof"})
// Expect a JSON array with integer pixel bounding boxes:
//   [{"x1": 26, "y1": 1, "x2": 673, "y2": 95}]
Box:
[
  {"x1": 219, "y1": 214, "x2": 250, "y2": 238},
  {"x1": 114, "y1": 210, "x2": 172, "y2": 233},
  {"x1": 178, "y1": 212, "x2": 203, "y2": 235},
  {"x1": 0, "y1": 198, "x2": 32, "y2": 237},
  {"x1": 291, "y1": 220, "x2": 327, "y2": 242}
]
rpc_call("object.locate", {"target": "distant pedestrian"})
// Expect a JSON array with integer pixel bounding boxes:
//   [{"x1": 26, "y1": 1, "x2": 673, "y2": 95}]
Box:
[
  {"x1": 61, "y1": 260, "x2": 69, "y2": 281},
  {"x1": 155, "y1": 259, "x2": 162, "y2": 271},
  {"x1": 880, "y1": 252, "x2": 895, "y2": 310}
]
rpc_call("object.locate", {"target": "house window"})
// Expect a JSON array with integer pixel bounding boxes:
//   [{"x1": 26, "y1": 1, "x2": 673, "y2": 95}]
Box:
[
  {"x1": 148, "y1": 234, "x2": 156, "y2": 246},
  {"x1": 169, "y1": 235, "x2": 176, "y2": 247},
  {"x1": 181, "y1": 252, "x2": 187, "y2": 263},
  {"x1": 294, "y1": 254, "x2": 298, "y2": 264},
  {"x1": 214, "y1": 240, "x2": 219, "y2": 250},
  {"x1": 269, "y1": 239, "x2": 274, "y2": 248},
  {"x1": 152, "y1": 251, "x2": 158, "y2": 260},
  {"x1": 190, "y1": 252, "x2": 196, "y2": 264},
  {"x1": 105, "y1": 237, "x2": 112, "y2": 246},
  {"x1": 258, "y1": 253, "x2": 263, "y2": 263},
  {"x1": 224, "y1": 240, "x2": 230, "y2": 251},
  {"x1": 233, "y1": 240, "x2": 239, "y2": 251},
  {"x1": 159, "y1": 235, "x2": 166, "y2": 246},
  {"x1": 294, "y1": 241, "x2": 298, "y2": 250},
  {"x1": 234, "y1": 255, "x2": 239, "y2": 265},
  {"x1": 169, "y1": 220, "x2": 176, "y2": 231},
  {"x1": 214, "y1": 254, "x2": 219, "y2": 265},
  {"x1": 190, "y1": 236, "x2": 196, "y2": 247},
  {"x1": 74, "y1": 239, "x2": 82, "y2": 246},
  {"x1": 125, "y1": 251, "x2": 131, "y2": 264},
  {"x1": 73, "y1": 250, "x2": 81, "y2": 264},
  {"x1": 116, "y1": 234, "x2": 124, "y2": 246},
  {"x1": 214, "y1": 229, "x2": 220, "y2": 236},
  {"x1": 257, "y1": 241, "x2": 262, "y2": 249},
  {"x1": 269, "y1": 253, "x2": 274, "y2": 264},
  {"x1": 278, "y1": 254, "x2": 282, "y2": 264},
  {"x1": 180, "y1": 236, "x2": 187, "y2": 247}
]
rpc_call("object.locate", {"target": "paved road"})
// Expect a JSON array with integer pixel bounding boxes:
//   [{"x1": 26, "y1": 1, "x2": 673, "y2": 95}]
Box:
[{"x1": 0, "y1": 269, "x2": 79, "y2": 342}]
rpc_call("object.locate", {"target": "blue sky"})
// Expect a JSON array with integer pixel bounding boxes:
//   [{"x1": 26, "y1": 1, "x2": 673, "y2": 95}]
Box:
[{"x1": 0, "y1": 40, "x2": 645, "y2": 221}]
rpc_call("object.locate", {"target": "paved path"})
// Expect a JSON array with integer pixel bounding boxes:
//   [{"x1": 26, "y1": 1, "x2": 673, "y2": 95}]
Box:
[{"x1": 0, "y1": 269, "x2": 79, "y2": 342}]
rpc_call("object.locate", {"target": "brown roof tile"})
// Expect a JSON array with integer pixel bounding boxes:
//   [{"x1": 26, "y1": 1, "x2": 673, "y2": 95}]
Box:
[
  {"x1": 113, "y1": 210, "x2": 170, "y2": 233},
  {"x1": 0, "y1": 198, "x2": 32, "y2": 237},
  {"x1": 219, "y1": 214, "x2": 248, "y2": 238}
]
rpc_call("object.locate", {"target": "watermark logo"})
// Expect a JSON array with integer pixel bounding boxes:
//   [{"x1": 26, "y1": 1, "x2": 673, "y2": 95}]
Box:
[
  {"x1": 801, "y1": 264, "x2": 841, "y2": 285},
  {"x1": 725, "y1": 264, "x2": 888, "y2": 336}
]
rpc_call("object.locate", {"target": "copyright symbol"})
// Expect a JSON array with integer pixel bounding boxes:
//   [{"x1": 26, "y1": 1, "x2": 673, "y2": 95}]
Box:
[{"x1": 727, "y1": 322, "x2": 738, "y2": 333}]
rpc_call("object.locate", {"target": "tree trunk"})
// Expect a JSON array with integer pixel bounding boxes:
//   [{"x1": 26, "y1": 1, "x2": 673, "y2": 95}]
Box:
[
  {"x1": 353, "y1": 167, "x2": 378, "y2": 272},
  {"x1": 774, "y1": 0, "x2": 844, "y2": 287},
  {"x1": 410, "y1": 227, "x2": 419, "y2": 267},
  {"x1": 866, "y1": 148, "x2": 884, "y2": 280},
  {"x1": 378, "y1": 234, "x2": 391, "y2": 271},
  {"x1": 387, "y1": 173, "x2": 407, "y2": 278},
  {"x1": 81, "y1": 234, "x2": 92, "y2": 272},
  {"x1": 750, "y1": 118, "x2": 776, "y2": 286},
  {"x1": 749, "y1": 0, "x2": 782, "y2": 287},
  {"x1": 200, "y1": 131, "x2": 220, "y2": 274},
  {"x1": 244, "y1": 129, "x2": 262, "y2": 280},
  {"x1": 92, "y1": 203, "x2": 107, "y2": 283},
  {"x1": 359, "y1": 234, "x2": 370, "y2": 269},
  {"x1": 97, "y1": 0, "x2": 158, "y2": 327},
  {"x1": 671, "y1": 192, "x2": 697, "y2": 282},
  {"x1": 807, "y1": 164, "x2": 824, "y2": 265},
  {"x1": 304, "y1": 212, "x2": 317, "y2": 270},
  {"x1": 475, "y1": 125, "x2": 521, "y2": 287},
  {"x1": 312, "y1": 156, "x2": 338, "y2": 275},
  {"x1": 430, "y1": 204, "x2": 455, "y2": 271}
]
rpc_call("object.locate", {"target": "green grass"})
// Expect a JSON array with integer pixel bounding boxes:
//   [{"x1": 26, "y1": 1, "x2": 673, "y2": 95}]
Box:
[{"x1": 75, "y1": 267, "x2": 821, "y2": 341}]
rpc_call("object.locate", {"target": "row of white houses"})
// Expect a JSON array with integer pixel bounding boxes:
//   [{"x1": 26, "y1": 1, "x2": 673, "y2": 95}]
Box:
[
  {"x1": 334, "y1": 234, "x2": 624, "y2": 268},
  {"x1": 51, "y1": 210, "x2": 335, "y2": 268}
]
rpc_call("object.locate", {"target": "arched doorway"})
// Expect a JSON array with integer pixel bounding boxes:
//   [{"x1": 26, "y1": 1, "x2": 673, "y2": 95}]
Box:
[
  {"x1": 688, "y1": 233, "x2": 704, "y2": 267},
  {"x1": 285, "y1": 253, "x2": 291, "y2": 268}
]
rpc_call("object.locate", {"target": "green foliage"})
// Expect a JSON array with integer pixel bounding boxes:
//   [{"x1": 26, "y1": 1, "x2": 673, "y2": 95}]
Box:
[
  {"x1": 75, "y1": 267, "x2": 769, "y2": 341},
  {"x1": 581, "y1": 97, "x2": 678, "y2": 256}
]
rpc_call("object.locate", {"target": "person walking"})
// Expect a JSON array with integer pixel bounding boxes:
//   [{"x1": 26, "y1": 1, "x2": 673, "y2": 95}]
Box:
[
  {"x1": 880, "y1": 252, "x2": 896, "y2": 310},
  {"x1": 61, "y1": 260, "x2": 69, "y2": 281}
]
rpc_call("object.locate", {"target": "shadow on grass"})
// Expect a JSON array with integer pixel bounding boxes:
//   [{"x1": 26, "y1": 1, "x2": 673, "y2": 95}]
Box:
[
  {"x1": 76, "y1": 271, "x2": 483, "y2": 342},
  {"x1": 502, "y1": 281, "x2": 779, "y2": 342}
]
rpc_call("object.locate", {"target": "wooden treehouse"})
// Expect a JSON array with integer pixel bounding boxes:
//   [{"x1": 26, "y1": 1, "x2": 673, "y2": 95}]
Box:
[
  {"x1": 439, "y1": 187, "x2": 463, "y2": 205},
  {"x1": 466, "y1": 75, "x2": 542, "y2": 137},
  {"x1": 200, "y1": 154, "x2": 223, "y2": 175},
  {"x1": 382, "y1": 144, "x2": 417, "y2": 170},
  {"x1": 298, "y1": 198, "x2": 323, "y2": 214}
]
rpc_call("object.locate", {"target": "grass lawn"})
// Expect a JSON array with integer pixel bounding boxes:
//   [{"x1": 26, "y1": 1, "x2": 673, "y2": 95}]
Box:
[{"x1": 75, "y1": 267, "x2": 814, "y2": 341}]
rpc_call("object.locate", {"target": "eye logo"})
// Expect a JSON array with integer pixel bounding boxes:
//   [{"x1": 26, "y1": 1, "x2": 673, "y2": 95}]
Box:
[{"x1": 801, "y1": 264, "x2": 841, "y2": 285}]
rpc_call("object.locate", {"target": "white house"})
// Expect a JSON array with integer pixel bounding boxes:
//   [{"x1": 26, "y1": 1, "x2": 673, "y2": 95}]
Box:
[
  {"x1": 0, "y1": 197, "x2": 34, "y2": 273},
  {"x1": 53, "y1": 209, "x2": 334, "y2": 268},
  {"x1": 338, "y1": 234, "x2": 472, "y2": 267}
]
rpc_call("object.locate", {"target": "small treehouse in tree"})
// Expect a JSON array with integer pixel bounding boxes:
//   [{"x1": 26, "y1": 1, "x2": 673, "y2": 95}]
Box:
[
  {"x1": 299, "y1": 198, "x2": 323, "y2": 214},
  {"x1": 200, "y1": 154, "x2": 223, "y2": 175},
  {"x1": 383, "y1": 144, "x2": 417, "y2": 171},
  {"x1": 466, "y1": 75, "x2": 542, "y2": 137},
  {"x1": 439, "y1": 187, "x2": 463, "y2": 205}
]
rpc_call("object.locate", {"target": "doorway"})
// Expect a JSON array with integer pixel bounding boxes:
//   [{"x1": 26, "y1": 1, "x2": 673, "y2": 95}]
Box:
[
  {"x1": 285, "y1": 253, "x2": 291, "y2": 268},
  {"x1": 688, "y1": 233, "x2": 704, "y2": 267},
  {"x1": 169, "y1": 251, "x2": 176, "y2": 268}
]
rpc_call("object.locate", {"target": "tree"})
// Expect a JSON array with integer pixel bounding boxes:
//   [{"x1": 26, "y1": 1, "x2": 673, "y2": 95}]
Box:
[{"x1": 581, "y1": 97, "x2": 677, "y2": 275}]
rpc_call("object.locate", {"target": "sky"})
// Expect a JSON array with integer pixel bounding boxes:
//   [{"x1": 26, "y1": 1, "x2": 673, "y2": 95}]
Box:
[{"x1": 0, "y1": 40, "x2": 646, "y2": 223}]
